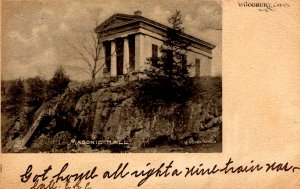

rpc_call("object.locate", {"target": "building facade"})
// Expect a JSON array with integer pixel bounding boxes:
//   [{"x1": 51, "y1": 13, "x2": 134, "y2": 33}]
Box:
[{"x1": 95, "y1": 11, "x2": 215, "y2": 77}]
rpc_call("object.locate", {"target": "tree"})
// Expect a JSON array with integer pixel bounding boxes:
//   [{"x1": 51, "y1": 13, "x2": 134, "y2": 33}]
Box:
[
  {"x1": 47, "y1": 66, "x2": 70, "y2": 98},
  {"x1": 6, "y1": 78, "x2": 25, "y2": 113},
  {"x1": 26, "y1": 76, "x2": 46, "y2": 107},
  {"x1": 67, "y1": 32, "x2": 103, "y2": 82},
  {"x1": 66, "y1": 9, "x2": 114, "y2": 82},
  {"x1": 135, "y1": 10, "x2": 194, "y2": 113}
]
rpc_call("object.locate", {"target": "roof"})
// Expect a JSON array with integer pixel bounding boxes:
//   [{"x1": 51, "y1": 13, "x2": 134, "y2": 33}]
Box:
[{"x1": 94, "y1": 13, "x2": 216, "y2": 49}]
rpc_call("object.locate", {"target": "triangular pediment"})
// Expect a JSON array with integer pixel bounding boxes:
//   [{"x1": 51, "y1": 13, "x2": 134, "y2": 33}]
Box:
[
  {"x1": 95, "y1": 14, "x2": 137, "y2": 32},
  {"x1": 94, "y1": 13, "x2": 215, "y2": 49}
]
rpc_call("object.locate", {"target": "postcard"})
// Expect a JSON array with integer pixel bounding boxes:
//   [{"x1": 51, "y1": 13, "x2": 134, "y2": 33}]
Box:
[{"x1": 1, "y1": 0, "x2": 299, "y2": 188}]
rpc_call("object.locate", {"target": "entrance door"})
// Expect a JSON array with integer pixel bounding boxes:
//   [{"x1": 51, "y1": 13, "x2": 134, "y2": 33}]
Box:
[
  {"x1": 195, "y1": 58, "x2": 200, "y2": 77},
  {"x1": 116, "y1": 38, "x2": 124, "y2": 75}
]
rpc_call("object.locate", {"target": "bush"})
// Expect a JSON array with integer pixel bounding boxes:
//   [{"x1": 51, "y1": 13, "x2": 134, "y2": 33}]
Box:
[{"x1": 135, "y1": 76, "x2": 194, "y2": 113}]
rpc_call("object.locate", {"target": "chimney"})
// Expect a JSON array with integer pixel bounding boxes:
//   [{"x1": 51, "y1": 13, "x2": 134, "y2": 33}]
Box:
[{"x1": 134, "y1": 10, "x2": 142, "y2": 16}]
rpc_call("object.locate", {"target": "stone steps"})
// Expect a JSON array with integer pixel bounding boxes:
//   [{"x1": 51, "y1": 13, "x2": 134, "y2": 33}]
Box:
[
  {"x1": 21, "y1": 110, "x2": 47, "y2": 147},
  {"x1": 20, "y1": 81, "x2": 115, "y2": 148},
  {"x1": 21, "y1": 99, "x2": 61, "y2": 147}
]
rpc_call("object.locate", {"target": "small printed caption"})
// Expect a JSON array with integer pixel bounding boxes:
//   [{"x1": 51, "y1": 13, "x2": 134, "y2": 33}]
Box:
[{"x1": 238, "y1": 2, "x2": 290, "y2": 12}]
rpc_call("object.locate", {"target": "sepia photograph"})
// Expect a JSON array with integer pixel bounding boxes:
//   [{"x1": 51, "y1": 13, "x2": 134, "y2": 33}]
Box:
[{"x1": 1, "y1": 0, "x2": 222, "y2": 153}]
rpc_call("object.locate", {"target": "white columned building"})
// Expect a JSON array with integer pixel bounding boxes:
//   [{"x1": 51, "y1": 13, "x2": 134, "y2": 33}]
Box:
[{"x1": 96, "y1": 10, "x2": 215, "y2": 78}]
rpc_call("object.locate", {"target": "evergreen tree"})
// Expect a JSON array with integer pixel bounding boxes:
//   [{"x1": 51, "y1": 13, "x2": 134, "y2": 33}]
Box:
[
  {"x1": 47, "y1": 66, "x2": 70, "y2": 98},
  {"x1": 26, "y1": 76, "x2": 46, "y2": 107},
  {"x1": 135, "y1": 10, "x2": 194, "y2": 113}
]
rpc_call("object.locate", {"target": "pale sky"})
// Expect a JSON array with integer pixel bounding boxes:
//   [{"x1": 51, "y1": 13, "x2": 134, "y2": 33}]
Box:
[{"x1": 1, "y1": 0, "x2": 222, "y2": 81}]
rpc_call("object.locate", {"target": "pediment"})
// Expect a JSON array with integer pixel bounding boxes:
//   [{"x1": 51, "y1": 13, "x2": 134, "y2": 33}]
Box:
[
  {"x1": 94, "y1": 13, "x2": 215, "y2": 49},
  {"x1": 107, "y1": 17, "x2": 133, "y2": 27},
  {"x1": 95, "y1": 14, "x2": 137, "y2": 32}
]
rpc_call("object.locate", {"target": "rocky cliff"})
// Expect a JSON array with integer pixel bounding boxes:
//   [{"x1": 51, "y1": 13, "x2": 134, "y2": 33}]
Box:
[{"x1": 3, "y1": 77, "x2": 222, "y2": 152}]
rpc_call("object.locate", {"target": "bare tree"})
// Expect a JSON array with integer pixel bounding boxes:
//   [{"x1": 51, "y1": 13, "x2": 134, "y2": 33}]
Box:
[{"x1": 66, "y1": 9, "x2": 115, "y2": 82}]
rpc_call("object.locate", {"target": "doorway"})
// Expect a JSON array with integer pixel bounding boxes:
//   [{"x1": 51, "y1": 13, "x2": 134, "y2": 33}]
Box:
[{"x1": 195, "y1": 58, "x2": 200, "y2": 77}]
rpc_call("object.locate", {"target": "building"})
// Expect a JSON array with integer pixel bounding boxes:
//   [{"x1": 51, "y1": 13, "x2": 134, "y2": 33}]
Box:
[{"x1": 95, "y1": 10, "x2": 215, "y2": 77}]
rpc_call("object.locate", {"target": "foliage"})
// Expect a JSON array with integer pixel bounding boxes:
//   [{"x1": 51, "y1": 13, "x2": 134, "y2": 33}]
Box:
[
  {"x1": 1, "y1": 80, "x2": 9, "y2": 97},
  {"x1": 47, "y1": 65, "x2": 70, "y2": 98},
  {"x1": 5, "y1": 78, "x2": 25, "y2": 113},
  {"x1": 26, "y1": 76, "x2": 47, "y2": 107},
  {"x1": 134, "y1": 10, "x2": 195, "y2": 113}
]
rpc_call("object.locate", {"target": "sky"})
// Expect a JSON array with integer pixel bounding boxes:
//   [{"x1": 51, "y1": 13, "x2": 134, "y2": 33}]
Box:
[{"x1": 1, "y1": 0, "x2": 222, "y2": 81}]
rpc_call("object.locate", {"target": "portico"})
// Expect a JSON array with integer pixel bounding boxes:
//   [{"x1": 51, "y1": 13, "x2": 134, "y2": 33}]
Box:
[
  {"x1": 96, "y1": 11, "x2": 215, "y2": 78},
  {"x1": 101, "y1": 33, "x2": 146, "y2": 77}
]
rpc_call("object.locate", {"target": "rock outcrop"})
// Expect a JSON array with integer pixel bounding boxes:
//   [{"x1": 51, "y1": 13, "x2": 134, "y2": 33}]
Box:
[
  {"x1": 55, "y1": 77, "x2": 222, "y2": 150},
  {"x1": 4, "y1": 77, "x2": 222, "y2": 152}
]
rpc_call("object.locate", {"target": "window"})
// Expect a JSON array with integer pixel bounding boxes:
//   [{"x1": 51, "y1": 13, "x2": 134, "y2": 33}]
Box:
[
  {"x1": 195, "y1": 58, "x2": 200, "y2": 77},
  {"x1": 152, "y1": 44, "x2": 158, "y2": 65},
  {"x1": 165, "y1": 49, "x2": 173, "y2": 73},
  {"x1": 181, "y1": 54, "x2": 187, "y2": 74},
  {"x1": 152, "y1": 44, "x2": 158, "y2": 57}
]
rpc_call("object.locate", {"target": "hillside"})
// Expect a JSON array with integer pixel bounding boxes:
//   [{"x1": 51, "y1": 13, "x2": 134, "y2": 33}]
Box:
[{"x1": 2, "y1": 77, "x2": 222, "y2": 153}]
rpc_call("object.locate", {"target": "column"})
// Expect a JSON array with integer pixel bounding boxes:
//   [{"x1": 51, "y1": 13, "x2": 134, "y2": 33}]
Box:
[
  {"x1": 110, "y1": 40, "x2": 117, "y2": 77},
  {"x1": 123, "y1": 37, "x2": 130, "y2": 74},
  {"x1": 100, "y1": 42, "x2": 106, "y2": 76},
  {"x1": 135, "y1": 34, "x2": 145, "y2": 71}
]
